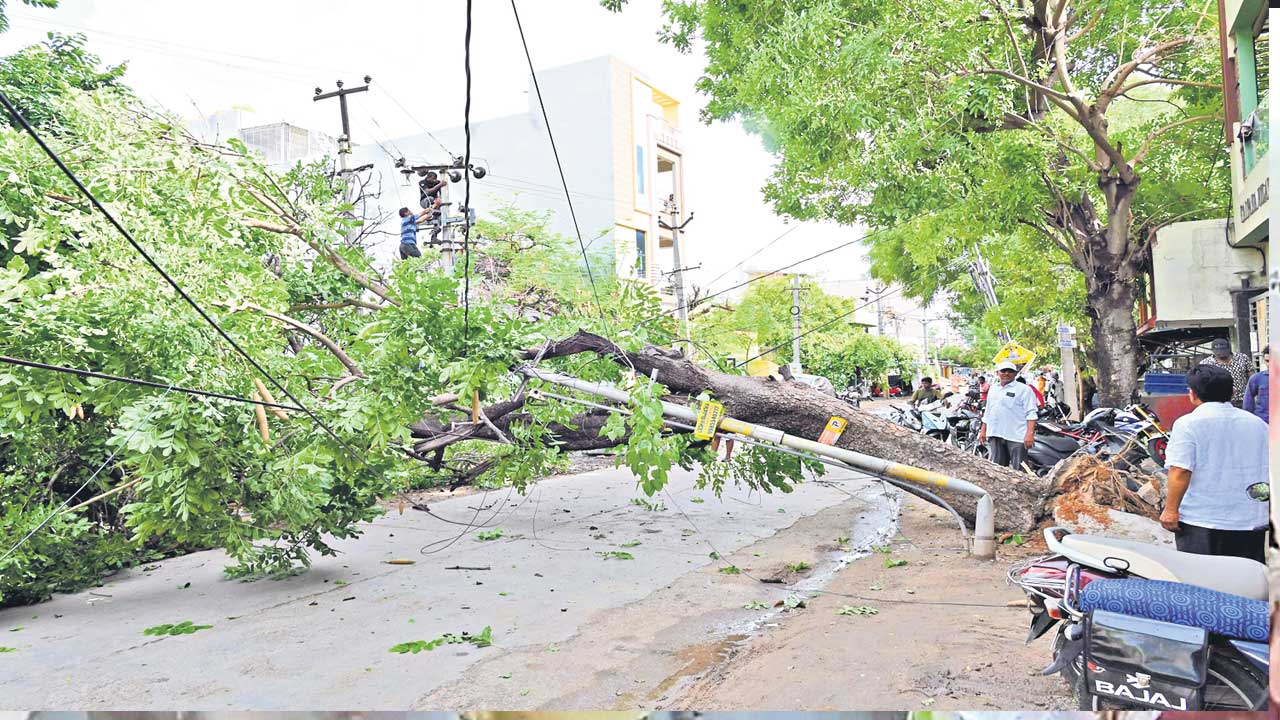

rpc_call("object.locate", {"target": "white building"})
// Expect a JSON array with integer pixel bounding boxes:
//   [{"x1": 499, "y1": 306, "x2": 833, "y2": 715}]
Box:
[{"x1": 190, "y1": 110, "x2": 338, "y2": 171}]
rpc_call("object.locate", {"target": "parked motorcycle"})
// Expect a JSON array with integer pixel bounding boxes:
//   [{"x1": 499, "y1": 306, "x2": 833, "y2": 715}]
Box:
[{"x1": 1009, "y1": 527, "x2": 1268, "y2": 710}]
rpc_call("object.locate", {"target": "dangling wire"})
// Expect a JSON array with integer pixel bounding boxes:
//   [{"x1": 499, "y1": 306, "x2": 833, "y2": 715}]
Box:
[{"x1": 462, "y1": 0, "x2": 474, "y2": 356}]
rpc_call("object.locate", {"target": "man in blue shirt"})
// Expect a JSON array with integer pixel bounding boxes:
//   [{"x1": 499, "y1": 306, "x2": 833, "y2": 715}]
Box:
[
  {"x1": 398, "y1": 206, "x2": 429, "y2": 259},
  {"x1": 1242, "y1": 344, "x2": 1268, "y2": 423}
]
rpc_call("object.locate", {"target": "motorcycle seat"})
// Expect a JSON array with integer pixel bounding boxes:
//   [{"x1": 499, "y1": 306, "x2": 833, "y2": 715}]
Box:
[
  {"x1": 1061, "y1": 534, "x2": 1268, "y2": 600},
  {"x1": 1078, "y1": 578, "x2": 1268, "y2": 642},
  {"x1": 1035, "y1": 435, "x2": 1080, "y2": 454}
]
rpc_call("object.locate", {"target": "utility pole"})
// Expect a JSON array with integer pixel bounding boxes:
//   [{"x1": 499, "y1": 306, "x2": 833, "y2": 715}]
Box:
[
  {"x1": 919, "y1": 313, "x2": 933, "y2": 367},
  {"x1": 659, "y1": 195, "x2": 694, "y2": 354},
  {"x1": 314, "y1": 77, "x2": 371, "y2": 242},
  {"x1": 791, "y1": 274, "x2": 803, "y2": 376},
  {"x1": 863, "y1": 283, "x2": 887, "y2": 336},
  {"x1": 1058, "y1": 324, "x2": 1081, "y2": 420}
]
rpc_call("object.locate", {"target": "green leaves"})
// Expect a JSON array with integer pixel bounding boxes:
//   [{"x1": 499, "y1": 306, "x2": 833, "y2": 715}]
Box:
[
  {"x1": 142, "y1": 621, "x2": 212, "y2": 637},
  {"x1": 597, "y1": 551, "x2": 634, "y2": 560},
  {"x1": 389, "y1": 626, "x2": 493, "y2": 654},
  {"x1": 474, "y1": 529, "x2": 504, "y2": 542},
  {"x1": 836, "y1": 605, "x2": 879, "y2": 616},
  {"x1": 884, "y1": 558, "x2": 909, "y2": 569}
]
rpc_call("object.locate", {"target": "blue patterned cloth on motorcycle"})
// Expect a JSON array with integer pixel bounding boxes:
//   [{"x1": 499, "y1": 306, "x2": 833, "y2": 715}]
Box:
[{"x1": 1079, "y1": 578, "x2": 1267, "y2": 642}]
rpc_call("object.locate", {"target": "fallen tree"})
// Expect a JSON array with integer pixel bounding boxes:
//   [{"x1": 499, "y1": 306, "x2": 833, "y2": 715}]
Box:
[{"x1": 407, "y1": 331, "x2": 1054, "y2": 534}]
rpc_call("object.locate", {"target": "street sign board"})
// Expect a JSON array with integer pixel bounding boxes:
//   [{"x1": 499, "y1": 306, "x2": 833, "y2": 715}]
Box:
[
  {"x1": 818, "y1": 416, "x2": 847, "y2": 445},
  {"x1": 1056, "y1": 324, "x2": 1074, "y2": 334},
  {"x1": 693, "y1": 400, "x2": 725, "y2": 440},
  {"x1": 1059, "y1": 338, "x2": 1077, "y2": 348}
]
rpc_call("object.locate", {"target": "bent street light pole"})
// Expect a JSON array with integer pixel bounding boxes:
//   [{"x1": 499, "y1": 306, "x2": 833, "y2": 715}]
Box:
[{"x1": 520, "y1": 367, "x2": 997, "y2": 559}]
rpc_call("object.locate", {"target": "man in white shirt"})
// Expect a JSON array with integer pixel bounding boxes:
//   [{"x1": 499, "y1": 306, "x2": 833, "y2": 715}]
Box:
[
  {"x1": 1160, "y1": 363, "x2": 1269, "y2": 563},
  {"x1": 978, "y1": 361, "x2": 1039, "y2": 469}
]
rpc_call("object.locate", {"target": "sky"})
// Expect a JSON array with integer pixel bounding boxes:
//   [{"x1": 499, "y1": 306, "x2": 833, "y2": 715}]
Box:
[{"x1": 0, "y1": 0, "x2": 951, "y2": 343}]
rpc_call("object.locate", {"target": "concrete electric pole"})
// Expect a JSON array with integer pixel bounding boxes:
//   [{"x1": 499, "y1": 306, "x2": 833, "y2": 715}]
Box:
[
  {"x1": 791, "y1": 274, "x2": 803, "y2": 376},
  {"x1": 314, "y1": 77, "x2": 370, "y2": 242},
  {"x1": 659, "y1": 195, "x2": 694, "y2": 354},
  {"x1": 863, "y1": 283, "x2": 888, "y2": 337}
]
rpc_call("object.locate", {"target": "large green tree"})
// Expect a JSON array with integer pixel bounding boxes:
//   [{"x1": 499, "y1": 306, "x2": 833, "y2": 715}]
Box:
[{"x1": 614, "y1": 0, "x2": 1229, "y2": 404}]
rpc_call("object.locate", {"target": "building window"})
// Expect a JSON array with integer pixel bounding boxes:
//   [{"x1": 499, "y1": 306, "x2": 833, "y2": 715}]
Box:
[
  {"x1": 635, "y1": 229, "x2": 647, "y2": 277},
  {"x1": 635, "y1": 145, "x2": 645, "y2": 194},
  {"x1": 1242, "y1": 10, "x2": 1269, "y2": 171}
]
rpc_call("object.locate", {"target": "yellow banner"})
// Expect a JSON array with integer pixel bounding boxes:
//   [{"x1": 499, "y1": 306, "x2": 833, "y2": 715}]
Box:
[{"x1": 993, "y1": 341, "x2": 1036, "y2": 366}]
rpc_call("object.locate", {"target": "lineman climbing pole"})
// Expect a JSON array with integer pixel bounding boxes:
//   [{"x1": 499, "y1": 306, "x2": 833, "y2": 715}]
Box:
[
  {"x1": 395, "y1": 158, "x2": 485, "y2": 271},
  {"x1": 314, "y1": 77, "x2": 372, "y2": 243}
]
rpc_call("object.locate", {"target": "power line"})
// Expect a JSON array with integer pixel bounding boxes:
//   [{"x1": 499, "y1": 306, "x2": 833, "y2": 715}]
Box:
[
  {"x1": 0, "y1": 89, "x2": 379, "y2": 479},
  {"x1": 0, "y1": 356, "x2": 303, "y2": 412},
  {"x1": 378, "y1": 83, "x2": 455, "y2": 157},
  {"x1": 510, "y1": 0, "x2": 611, "y2": 327},
  {"x1": 462, "y1": 0, "x2": 475, "y2": 355},
  {"x1": 735, "y1": 256, "x2": 968, "y2": 367},
  {"x1": 701, "y1": 224, "x2": 801, "y2": 290}
]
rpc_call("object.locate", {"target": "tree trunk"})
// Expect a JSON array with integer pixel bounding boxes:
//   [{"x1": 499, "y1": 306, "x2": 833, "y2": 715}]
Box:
[
  {"x1": 1086, "y1": 278, "x2": 1141, "y2": 408},
  {"x1": 511, "y1": 332, "x2": 1055, "y2": 532}
]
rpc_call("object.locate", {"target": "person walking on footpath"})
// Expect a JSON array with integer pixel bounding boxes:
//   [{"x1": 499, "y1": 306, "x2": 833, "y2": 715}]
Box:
[
  {"x1": 1199, "y1": 337, "x2": 1252, "y2": 407},
  {"x1": 1160, "y1": 364, "x2": 1269, "y2": 563},
  {"x1": 978, "y1": 361, "x2": 1039, "y2": 469},
  {"x1": 1243, "y1": 345, "x2": 1269, "y2": 424}
]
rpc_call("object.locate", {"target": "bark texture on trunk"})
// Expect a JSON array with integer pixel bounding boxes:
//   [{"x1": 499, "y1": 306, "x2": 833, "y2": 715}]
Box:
[{"x1": 513, "y1": 332, "x2": 1053, "y2": 532}]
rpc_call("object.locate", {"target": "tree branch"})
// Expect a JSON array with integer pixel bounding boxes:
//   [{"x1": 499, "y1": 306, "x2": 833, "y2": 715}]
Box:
[
  {"x1": 959, "y1": 66, "x2": 1076, "y2": 104},
  {"x1": 232, "y1": 302, "x2": 365, "y2": 377},
  {"x1": 1116, "y1": 77, "x2": 1221, "y2": 94},
  {"x1": 1132, "y1": 114, "x2": 1218, "y2": 165},
  {"x1": 1101, "y1": 37, "x2": 1195, "y2": 100},
  {"x1": 289, "y1": 299, "x2": 385, "y2": 313}
]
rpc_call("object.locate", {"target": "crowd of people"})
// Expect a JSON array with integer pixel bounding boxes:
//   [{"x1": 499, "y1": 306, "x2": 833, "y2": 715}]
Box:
[{"x1": 899, "y1": 338, "x2": 1269, "y2": 565}]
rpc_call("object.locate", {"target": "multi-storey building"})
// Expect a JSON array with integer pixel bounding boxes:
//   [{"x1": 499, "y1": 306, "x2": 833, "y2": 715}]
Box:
[{"x1": 356, "y1": 56, "x2": 688, "y2": 296}]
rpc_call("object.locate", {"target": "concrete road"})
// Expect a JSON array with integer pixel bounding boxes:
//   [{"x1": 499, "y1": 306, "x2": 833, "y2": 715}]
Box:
[{"x1": 0, "y1": 466, "x2": 898, "y2": 710}]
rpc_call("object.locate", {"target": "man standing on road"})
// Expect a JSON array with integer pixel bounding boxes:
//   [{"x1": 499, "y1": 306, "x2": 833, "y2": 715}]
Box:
[
  {"x1": 1160, "y1": 364, "x2": 1269, "y2": 563},
  {"x1": 1243, "y1": 345, "x2": 1269, "y2": 424},
  {"x1": 1199, "y1": 338, "x2": 1252, "y2": 407},
  {"x1": 978, "y1": 362, "x2": 1039, "y2": 469}
]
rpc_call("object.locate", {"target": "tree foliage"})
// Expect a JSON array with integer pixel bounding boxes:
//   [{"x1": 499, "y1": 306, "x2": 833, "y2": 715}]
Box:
[
  {"x1": 0, "y1": 37, "x2": 818, "y2": 606},
  {"x1": 610, "y1": 0, "x2": 1230, "y2": 403},
  {"x1": 692, "y1": 276, "x2": 917, "y2": 386}
]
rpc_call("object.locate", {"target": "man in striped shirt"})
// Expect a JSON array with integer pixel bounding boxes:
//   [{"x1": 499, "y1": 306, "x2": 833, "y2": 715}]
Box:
[{"x1": 1199, "y1": 338, "x2": 1252, "y2": 407}]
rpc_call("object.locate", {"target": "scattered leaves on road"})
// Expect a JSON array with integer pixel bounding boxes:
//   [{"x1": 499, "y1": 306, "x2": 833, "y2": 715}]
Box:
[
  {"x1": 143, "y1": 621, "x2": 212, "y2": 637},
  {"x1": 689, "y1": 497, "x2": 705, "y2": 503},
  {"x1": 631, "y1": 498, "x2": 665, "y2": 512},
  {"x1": 708, "y1": 551, "x2": 720, "y2": 560},
  {"x1": 869, "y1": 584, "x2": 883, "y2": 591},
  {"x1": 786, "y1": 562, "x2": 811, "y2": 573},
  {"x1": 8, "y1": 627, "x2": 22, "y2": 632},
  {"x1": 178, "y1": 582, "x2": 191, "y2": 589},
  {"x1": 884, "y1": 558, "x2": 909, "y2": 569},
  {"x1": 334, "y1": 580, "x2": 348, "y2": 586},
  {"x1": 389, "y1": 626, "x2": 493, "y2": 654},
  {"x1": 498, "y1": 592, "x2": 511, "y2": 597},
  {"x1": 837, "y1": 605, "x2": 879, "y2": 616},
  {"x1": 0, "y1": 647, "x2": 15, "y2": 653},
  {"x1": 621, "y1": 541, "x2": 641, "y2": 548},
  {"x1": 597, "y1": 551, "x2": 634, "y2": 560},
  {"x1": 520, "y1": 689, "x2": 531, "y2": 696},
  {"x1": 718, "y1": 565, "x2": 741, "y2": 575},
  {"x1": 780, "y1": 595, "x2": 807, "y2": 609},
  {"x1": 1002, "y1": 534, "x2": 1026, "y2": 546},
  {"x1": 500, "y1": 672, "x2": 512, "y2": 679},
  {"x1": 872, "y1": 545, "x2": 893, "y2": 554},
  {"x1": 835, "y1": 536, "x2": 850, "y2": 545},
  {"x1": 545, "y1": 643, "x2": 560, "y2": 653},
  {"x1": 743, "y1": 600, "x2": 768, "y2": 610},
  {"x1": 776, "y1": 508, "x2": 786, "y2": 513},
  {"x1": 474, "y1": 529, "x2": 504, "y2": 541}
]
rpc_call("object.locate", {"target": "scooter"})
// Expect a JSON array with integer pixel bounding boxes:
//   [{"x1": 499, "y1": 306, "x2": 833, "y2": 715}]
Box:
[{"x1": 1009, "y1": 527, "x2": 1268, "y2": 710}]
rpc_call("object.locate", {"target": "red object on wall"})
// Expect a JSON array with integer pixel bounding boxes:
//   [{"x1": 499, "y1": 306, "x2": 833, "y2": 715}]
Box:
[{"x1": 1141, "y1": 393, "x2": 1197, "y2": 431}]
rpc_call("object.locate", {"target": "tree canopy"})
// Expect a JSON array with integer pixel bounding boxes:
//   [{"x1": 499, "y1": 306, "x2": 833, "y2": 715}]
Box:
[{"x1": 611, "y1": 0, "x2": 1230, "y2": 402}]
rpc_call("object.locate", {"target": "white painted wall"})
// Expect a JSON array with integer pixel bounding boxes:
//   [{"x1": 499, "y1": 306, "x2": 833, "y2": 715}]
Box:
[{"x1": 1151, "y1": 218, "x2": 1263, "y2": 326}]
